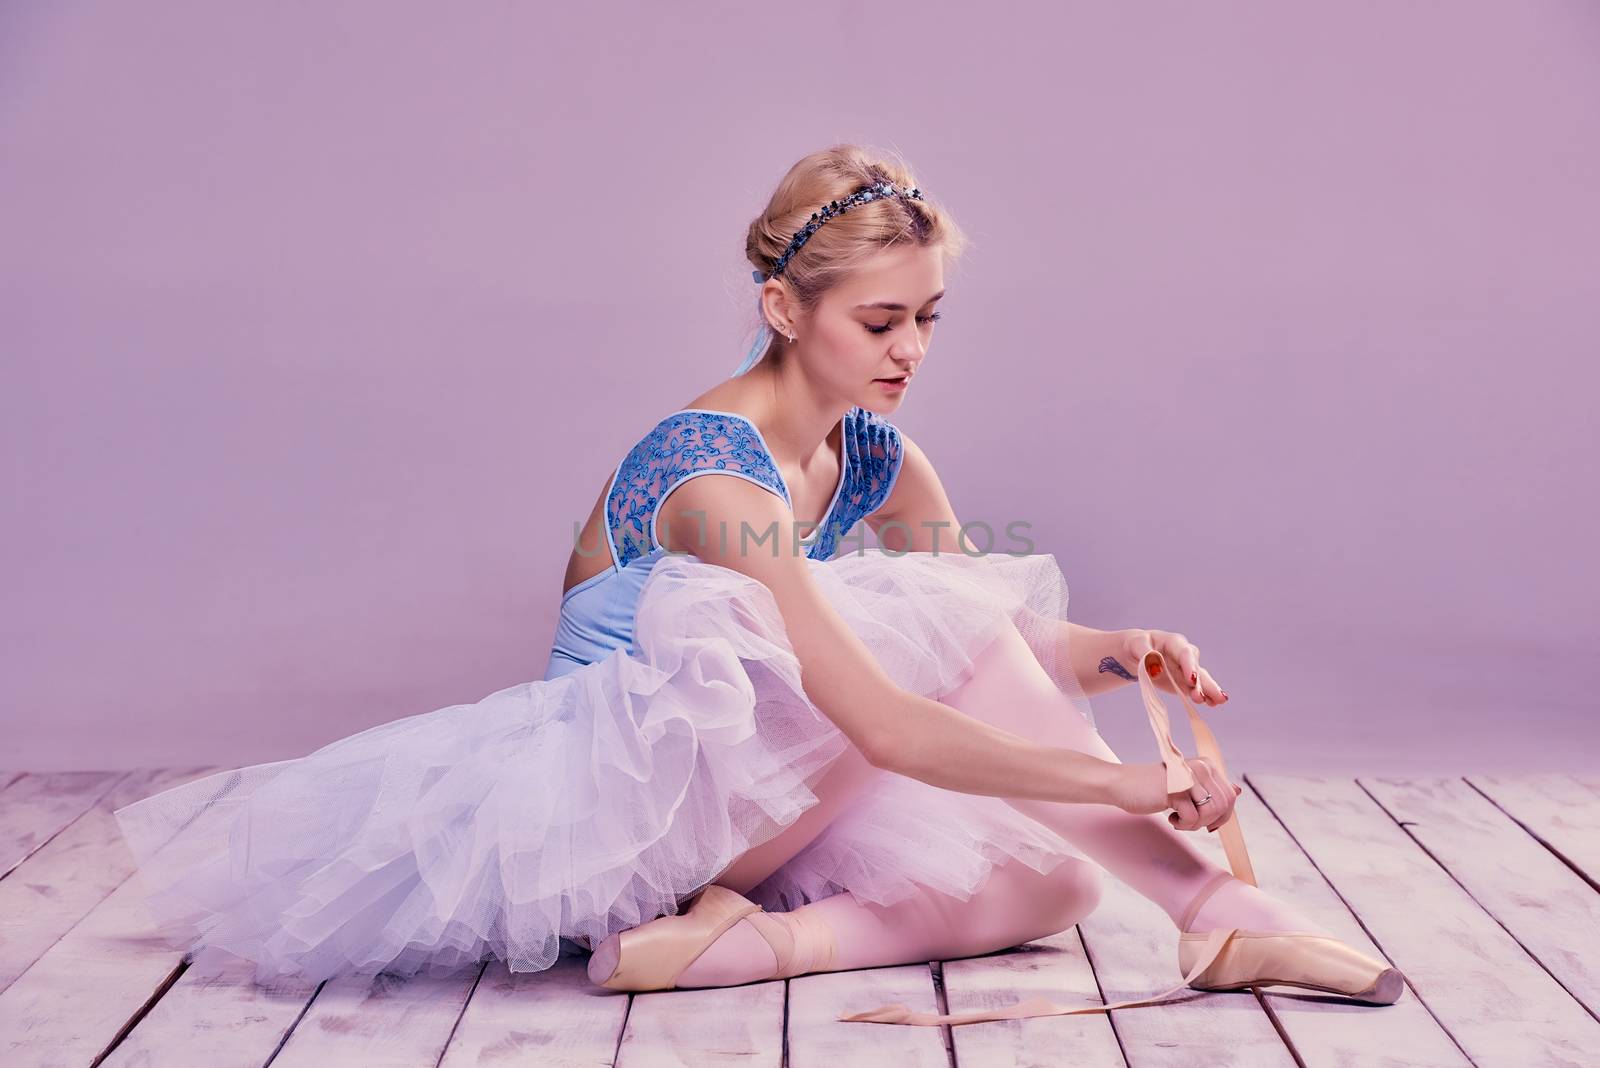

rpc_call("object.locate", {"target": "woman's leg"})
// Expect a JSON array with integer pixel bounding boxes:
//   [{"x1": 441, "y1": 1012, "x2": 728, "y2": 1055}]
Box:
[
  {"x1": 935, "y1": 623, "x2": 1328, "y2": 938},
  {"x1": 676, "y1": 852, "x2": 1104, "y2": 987},
  {"x1": 681, "y1": 737, "x2": 1103, "y2": 986},
  {"x1": 711, "y1": 741, "x2": 886, "y2": 896},
  {"x1": 667, "y1": 694, "x2": 1108, "y2": 988},
  {"x1": 635, "y1": 620, "x2": 1321, "y2": 990}
]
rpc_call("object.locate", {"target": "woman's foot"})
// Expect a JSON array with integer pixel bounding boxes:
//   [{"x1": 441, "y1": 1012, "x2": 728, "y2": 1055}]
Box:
[
  {"x1": 586, "y1": 934, "x2": 621, "y2": 986},
  {"x1": 586, "y1": 885, "x2": 837, "y2": 991},
  {"x1": 1175, "y1": 871, "x2": 1405, "y2": 1004},
  {"x1": 673, "y1": 915, "x2": 778, "y2": 987},
  {"x1": 587, "y1": 885, "x2": 767, "y2": 991},
  {"x1": 1180, "y1": 870, "x2": 1331, "y2": 936}
]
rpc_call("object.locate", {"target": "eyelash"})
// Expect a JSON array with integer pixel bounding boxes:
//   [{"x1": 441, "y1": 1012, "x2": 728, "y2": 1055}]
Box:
[{"x1": 865, "y1": 312, "x2": 942, "y2": 335}]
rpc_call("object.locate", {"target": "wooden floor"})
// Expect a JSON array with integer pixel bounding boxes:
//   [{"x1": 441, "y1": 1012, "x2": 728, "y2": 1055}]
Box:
[{"x1": 1, "y1": 768, "x2": 1597, "y2": 1067}]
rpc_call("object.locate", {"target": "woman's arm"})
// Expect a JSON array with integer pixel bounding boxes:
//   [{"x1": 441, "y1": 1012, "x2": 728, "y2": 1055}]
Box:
[
  {"x1": 865, "y1": 431, "x2": 1136, "y2": 698},
  {"x1": 658, "y1": 472, "x2": 1167, "y2": 812}
]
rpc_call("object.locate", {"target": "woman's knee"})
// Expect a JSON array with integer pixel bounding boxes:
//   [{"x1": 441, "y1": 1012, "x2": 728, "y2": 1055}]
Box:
[
  {"x1": 943, "y1": 856, "x2": 1105, "y2": 958},
  {"x1": 990, "y1": 858, "x2": 1104, "y2": 947},
  {"x1": 713, "y1": 742, "x2": 885, "y2": 894},
  {"x1": 1034, "y1": 857, "x2": 1104, "y2": 933},
  {"x1": 939, "y1": 624, "x2": 1114, "y2": 760}
]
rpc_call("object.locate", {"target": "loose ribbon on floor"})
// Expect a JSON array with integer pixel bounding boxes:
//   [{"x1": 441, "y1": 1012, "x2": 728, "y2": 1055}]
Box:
[{"x1": 841, "y1": 650, "x2": 1258, "y2": 1026}]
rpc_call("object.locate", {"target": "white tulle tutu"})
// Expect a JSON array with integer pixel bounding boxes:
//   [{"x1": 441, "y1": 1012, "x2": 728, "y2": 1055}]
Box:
[{"x1": 113, "y1": 547, "x2": 1100, "y2": 984}]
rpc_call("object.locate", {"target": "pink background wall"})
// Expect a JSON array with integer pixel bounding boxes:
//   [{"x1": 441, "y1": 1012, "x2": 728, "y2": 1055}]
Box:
[{"x1": 3, "y1": 2, "x2": 1596, "y2": 773}]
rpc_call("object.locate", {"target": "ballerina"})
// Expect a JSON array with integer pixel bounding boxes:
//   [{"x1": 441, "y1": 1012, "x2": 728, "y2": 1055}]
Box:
[{"x1": 112, "y1": 144, "x2": 1405, "y2": 1027}]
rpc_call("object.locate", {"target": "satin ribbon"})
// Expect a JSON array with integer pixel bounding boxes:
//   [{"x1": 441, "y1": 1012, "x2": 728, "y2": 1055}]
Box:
[
  {"x1": 841, "y1": 650, "x2": 1258, "y2": 1026},
  {"x1": 733, "y1": 274, "x2": 771, "y2": 378}
]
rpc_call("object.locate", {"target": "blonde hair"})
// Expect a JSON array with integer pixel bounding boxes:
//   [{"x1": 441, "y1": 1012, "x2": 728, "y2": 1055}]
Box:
[{"x1": 745, "y1": 145, "x2": 968, "y2": 364}]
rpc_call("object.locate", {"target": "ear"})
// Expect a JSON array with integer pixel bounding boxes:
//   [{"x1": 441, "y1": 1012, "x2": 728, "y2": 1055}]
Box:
[{"x1": 759, "y1": 281, "x2": 798, "y2": 336}]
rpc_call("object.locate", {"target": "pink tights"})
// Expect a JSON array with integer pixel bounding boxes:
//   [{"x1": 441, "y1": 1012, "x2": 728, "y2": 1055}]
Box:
[{"x1": 670, "y1": 625, "x2": 1328, "y2": 988}]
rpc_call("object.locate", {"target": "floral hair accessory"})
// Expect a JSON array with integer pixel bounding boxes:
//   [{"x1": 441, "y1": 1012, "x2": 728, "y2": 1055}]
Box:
[{"x1": 734, "y1": 181, "x2": 926, "y2": 377}]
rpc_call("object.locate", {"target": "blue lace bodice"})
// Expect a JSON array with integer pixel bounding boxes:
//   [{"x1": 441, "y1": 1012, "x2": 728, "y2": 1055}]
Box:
[
  {"x1": 607, "y1": 407, "x2": 902, "y2": 567},
  {"x1": 543, "y1": 406, "x2": 904, "y2": 680}
]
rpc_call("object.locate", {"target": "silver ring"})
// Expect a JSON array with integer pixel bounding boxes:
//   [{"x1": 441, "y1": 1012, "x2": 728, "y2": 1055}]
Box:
[{"x1": 1196, "y1": 793, "x2": 1213, "y2": 805}]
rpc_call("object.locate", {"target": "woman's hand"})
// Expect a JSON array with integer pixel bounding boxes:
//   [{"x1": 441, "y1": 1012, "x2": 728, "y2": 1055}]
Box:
[
  {"x1": 1110, "y1": 760, "x2": 1244, "y2": 832},
  {"x1": 1118, "y1": 629, "x2": 1230, "y2": 707}
]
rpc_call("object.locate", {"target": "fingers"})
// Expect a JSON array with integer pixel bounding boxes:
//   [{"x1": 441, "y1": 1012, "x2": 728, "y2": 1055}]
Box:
[
  {"x1": 1169, "y1": 760, "x2": 1216, "y2": 831},
  {"x1": 1195, "y1": 665, "x2": 1229, "y2": 706},
  {"x1": 1172, "y1": 639, "x2": 1205, "y2": 703},
  {"x1": 1173, "y1": 643, "x2": 1229, "y2": 707},
  {"x1": 1167, "y1": 791, "x2": 1199, "y2": 831},
  {"x1": 1194, "y1": 764, "x2": 1227, "y2": 831},
  {"x1": 1142, "y1": 641, "x2": 1209, "y2": 701},
  {"x1": 1147, "y1": 631, "x2": 1230, "y2": 707},
  {"x1": 1132, "y1": 641, "x2": 1184, "y2": 696},
  {"x1": 1128, "y1": 639, "x2": 1165, "y2": 686},
  {"x1": 1167, "y1": 760, "x2": 1243, "y2": 833},
  {"x1": 1220, "y1": 781, "x2": 1244, "y2": 828},
  {"x1": 1202, "y1": 772, "x2": 1244, "y2": 833},
  {"x1": 1204, "y1": 769, "x2": 1238, "y2": 832}
]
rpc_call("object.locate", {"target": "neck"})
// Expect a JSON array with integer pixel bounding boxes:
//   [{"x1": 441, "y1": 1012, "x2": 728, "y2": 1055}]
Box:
[{"x1": 738, "y1": 360, "x2": 848, "y2": 475}]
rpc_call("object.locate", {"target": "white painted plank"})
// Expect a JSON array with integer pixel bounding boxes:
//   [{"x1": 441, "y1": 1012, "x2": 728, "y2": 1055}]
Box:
[
  {"x1": 269, "y1": 964, "x2": 484, "y2": 1068},
  {"x1": 0, "y1": 767, "x2": 229, "y2": 1066},
  {"x1": 1362, "y1": 775, "x2": 1600, "y2": 1018},
  {"x1": 1250, "y1": 773, "x2": 1600, "y2": 1067},
  {"x1": 0, "y1": 870, "x2": 190, "y2": 1066},
  {"x1": 1466, "y1": 773, "x2": 1600, "y2": 887},
  {"x1": 1205, "y1": 783, "x2": 1468, "y2": 1066},
  {"x1": 439, "y1": 956, "x2": 627, "y2": 1067},
  {"x1": 616, "y1": 979, "x2": 783, "y2": 1068},
  {"x1": 789, "y1": 964, "x2": 949, "y2": 1068},
  {"x1": 0, "y1": 770, "x2": 123, "y2": 878},
  {"x1": 100, "y1": 952, "x2": 319, "y2": 1067},
  {"x1": 1076, "y1": 843, "x2": 1294, "y2": 1068},
  {"x1": 939, "y1": 929, "x2": 1125, "y2": 1066},
  {"x1": 0, "y1": 766, "x2": 213, "y2": 993}
]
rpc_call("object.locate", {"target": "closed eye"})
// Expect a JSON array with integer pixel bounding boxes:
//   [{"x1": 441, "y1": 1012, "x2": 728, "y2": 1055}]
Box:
[{"x1": 865, "y1": 312, "x2": 942, "y2": 335}]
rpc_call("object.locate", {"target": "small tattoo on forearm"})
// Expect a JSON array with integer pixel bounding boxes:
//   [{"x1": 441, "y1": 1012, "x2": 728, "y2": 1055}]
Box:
[{"x1": 1099, "y1": 656, "x2": 1136, "y2": 681}]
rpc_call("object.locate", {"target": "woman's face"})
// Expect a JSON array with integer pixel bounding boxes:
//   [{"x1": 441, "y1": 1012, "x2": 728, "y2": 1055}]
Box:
[{"x1": 798, "y1": 243, "x2": 945, "y2": 414}]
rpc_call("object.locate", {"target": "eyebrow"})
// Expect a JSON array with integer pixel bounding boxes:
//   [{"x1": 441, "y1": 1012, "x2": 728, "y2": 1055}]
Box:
[{"x1": 853, "y1": 289, "x2": 945, "y2": 312}]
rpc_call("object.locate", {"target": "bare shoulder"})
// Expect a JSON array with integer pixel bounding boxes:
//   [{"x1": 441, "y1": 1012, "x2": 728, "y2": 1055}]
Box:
[{"x1": 674, "y1": 382, "x2": 753, "y2": 417}]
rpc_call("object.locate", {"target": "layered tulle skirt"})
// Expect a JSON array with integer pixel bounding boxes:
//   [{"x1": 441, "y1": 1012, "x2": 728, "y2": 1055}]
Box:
[{"x1": 113, "y1": 547, "x2": 1101, "y2": 984}]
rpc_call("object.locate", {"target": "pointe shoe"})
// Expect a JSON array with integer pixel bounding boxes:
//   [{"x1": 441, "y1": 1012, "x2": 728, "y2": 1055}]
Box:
[
  {"x1": 588, "y1": 883, "x2": 832, "y2": 992},
  {"x1": 840, "y1": 651, "x2": 1407, "y2": 1028},
  {"x1": 1177, "y1": 871, "x2": 1407, "y2": 1004},
  {"x1": 1140, "y1": 654, "x2": 1404, "y2": 1002}
]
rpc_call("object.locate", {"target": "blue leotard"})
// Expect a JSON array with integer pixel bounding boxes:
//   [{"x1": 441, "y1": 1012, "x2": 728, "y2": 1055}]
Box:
[{"x1": 543, "y1": 407, "x2": 904, "y2": 680}]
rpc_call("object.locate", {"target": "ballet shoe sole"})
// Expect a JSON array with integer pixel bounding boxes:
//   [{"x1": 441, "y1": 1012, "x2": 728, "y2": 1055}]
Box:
[{"x1": 1191, "y1": 965, "x2": 1405, "y2": 1005}]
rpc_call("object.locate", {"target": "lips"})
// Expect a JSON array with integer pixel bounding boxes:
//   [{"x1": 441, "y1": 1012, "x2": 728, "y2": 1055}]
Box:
[{"x1": 875, "y1": 374, "x2": 910, "y2": 383}]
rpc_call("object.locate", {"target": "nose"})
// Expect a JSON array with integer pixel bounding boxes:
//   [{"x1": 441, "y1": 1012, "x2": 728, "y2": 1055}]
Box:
[{"x1": 890, "y1": 323, "x2": 928, "y2": 368}]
